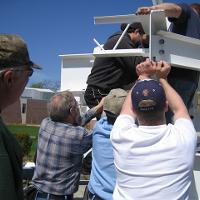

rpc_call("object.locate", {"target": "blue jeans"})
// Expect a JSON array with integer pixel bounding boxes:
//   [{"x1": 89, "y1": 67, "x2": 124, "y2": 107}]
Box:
[
  {"x1": 82, "y1": 186, "x2": 102, "y2": 200},
  {"x1": 35, "y1": 192, "x2": 48, "y2": 200},
  {"x1": 36, "y1": 197, "x2": 46, "y2": 200},
  {"x1": 35, "y1": 191, "x2": 72, "y2": 200},
  {"x1": 166, "y1": 78, "x2": 198, "y2": 124}
]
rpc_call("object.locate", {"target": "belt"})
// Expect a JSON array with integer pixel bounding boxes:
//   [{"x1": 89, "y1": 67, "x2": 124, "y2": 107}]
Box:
[{"x1": 37, "y1": 192, "x2": 72, "y2": 200}]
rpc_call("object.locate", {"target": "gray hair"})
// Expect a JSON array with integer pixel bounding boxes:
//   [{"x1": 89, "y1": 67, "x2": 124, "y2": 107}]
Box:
[{"x1": 47, "y1": 91, "x2": 77, "y2": 122}]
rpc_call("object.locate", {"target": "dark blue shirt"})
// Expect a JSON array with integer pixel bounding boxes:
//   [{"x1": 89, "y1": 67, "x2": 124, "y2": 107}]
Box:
[
  {"x1": 169, "y1": 3, "x2": 200, "y2": 40},
  {"x1": 168, "y1": 3, "x2": 200, "y2": 82}
]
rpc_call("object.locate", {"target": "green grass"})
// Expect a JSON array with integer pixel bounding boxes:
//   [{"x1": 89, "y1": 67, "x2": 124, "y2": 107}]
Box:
[{"x1": 7, "y1": 124, "x2": 39, "y2": 161}]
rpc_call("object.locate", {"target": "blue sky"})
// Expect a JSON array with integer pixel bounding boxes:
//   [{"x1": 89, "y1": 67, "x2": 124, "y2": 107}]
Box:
[{"x1": 1, "y1": 0, "x2": 195, "y2": 85}]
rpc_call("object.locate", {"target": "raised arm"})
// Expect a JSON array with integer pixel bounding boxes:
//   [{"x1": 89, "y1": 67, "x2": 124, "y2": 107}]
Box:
[
  {"x1": 121, "y1": 58, "x2": 155, "y2": 117},
  {"x1": 156, "y1": 60, "x2": 190, "y2": 121},
  {"x1": 136, "y1": 3, "x2": 182, "y2": 18},
  {"x1": 120, "y1": 89, "x2": 136, "y2": 118},
  {"x1": 81, "y1": 98, "x2": 104, "y2": 126}
]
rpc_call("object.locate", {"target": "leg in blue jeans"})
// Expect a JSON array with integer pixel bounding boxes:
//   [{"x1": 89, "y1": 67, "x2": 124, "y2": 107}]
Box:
[
  {"x1": 83, "y1": 186, "x2": 96, "y2": 200},
  {"x1": 166, "y1": 78, "x2": 198, "y2": 124},
  {"x1": 35, "y1": 192, "x2": 48, "y2": 200},
  {"x1": 35, "y1": 194, "x2": 69, "y2": 200},
  {"x1": 36, "y1": 197, "x2": 47, "y2": 200}
]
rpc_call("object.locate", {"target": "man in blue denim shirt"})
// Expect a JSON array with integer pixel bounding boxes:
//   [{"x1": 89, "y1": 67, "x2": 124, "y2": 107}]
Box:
[
  {"x1": 137, "y1": 3, "x2": 200, "y2": 123},
  {"x1": 83, "y1": 88, "x2": 127, "y2": 200}
]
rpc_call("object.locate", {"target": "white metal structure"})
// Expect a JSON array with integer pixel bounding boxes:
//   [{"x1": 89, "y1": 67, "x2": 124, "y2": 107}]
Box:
[
  {"x1": 61, "y1": 10, "x2": 200, "y2": 73},
  {"x1": 94, "y1": 10, "x2": 200, "y2": 71},
  {"x1": 59, "y1": 4, "x2": 200, "y2": 196}
]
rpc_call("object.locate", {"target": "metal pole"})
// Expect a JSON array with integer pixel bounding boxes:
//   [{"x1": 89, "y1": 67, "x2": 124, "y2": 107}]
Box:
[
  {"x1": 113, "y1": 23, "x2": 130, "y2": 50},
  {"x1": 93, "y1": 38, "x2": 104, "y2": 50}
]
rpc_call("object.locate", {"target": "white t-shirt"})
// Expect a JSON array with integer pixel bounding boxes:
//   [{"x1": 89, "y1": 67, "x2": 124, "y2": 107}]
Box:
[{"x1": 111, "y1": 114, "x2": 197, "y2": 200}]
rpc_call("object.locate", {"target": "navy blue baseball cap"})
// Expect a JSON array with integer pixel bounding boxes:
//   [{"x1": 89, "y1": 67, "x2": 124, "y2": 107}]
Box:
[{"x1": 131, "y1": 79, "x2": 166, "y2": 112}]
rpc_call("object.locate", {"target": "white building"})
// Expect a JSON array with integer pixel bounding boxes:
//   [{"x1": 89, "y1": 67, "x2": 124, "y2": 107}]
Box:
[
  {"x1": 22, "y1": 87, "x2": 55, "y2": 100},
  {"x1": 20, "y1": 87, "x2": 54, "y2": 124}
]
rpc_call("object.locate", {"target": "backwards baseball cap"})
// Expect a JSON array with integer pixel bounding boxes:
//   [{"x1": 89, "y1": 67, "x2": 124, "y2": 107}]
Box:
[
  {"x1": 0, "y1": 34, "x2": 41, "y2": 69},
  {"x1": 104, "y1": 88, "x2": 128, "y2": 116},
  {"x1": 121, "y1": 22, "x2": 145, "y2": 34},
  {"x1": 131, "y1": 79, "x2": 166, "y2": 112}
]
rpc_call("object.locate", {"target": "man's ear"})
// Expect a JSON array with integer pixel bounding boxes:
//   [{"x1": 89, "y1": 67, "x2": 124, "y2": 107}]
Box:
[
  {"x1": 69, "y1": 107, "x2": 77, "y2": 118},
  {"x1": 2, "y1": 70, "x2": 14, "y2": 87},
  {"x1": 69, "y1": 107, "x2": 75, "y2": 113}
]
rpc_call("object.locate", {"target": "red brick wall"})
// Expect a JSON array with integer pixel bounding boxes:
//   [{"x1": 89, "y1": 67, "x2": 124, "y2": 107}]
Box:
[
  {"x1": 26, "y1": 99, "x2": 48, "y2": 125},
  {"x1": 1, "y1": 100, "x2": 22, "y2": 124}
]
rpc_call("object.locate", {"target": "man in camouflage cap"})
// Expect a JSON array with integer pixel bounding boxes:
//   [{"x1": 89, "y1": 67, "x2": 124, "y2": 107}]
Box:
[
  {"x1": 83, "y1": 88, "x2": 127, "y2": 200},
  {"x1": 0, "y1": 34, "x2": 40, "y2": 200}
]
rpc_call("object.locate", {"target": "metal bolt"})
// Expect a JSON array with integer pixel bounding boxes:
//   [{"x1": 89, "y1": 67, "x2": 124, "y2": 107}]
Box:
[
  {"x1": 152, "y1": 57, "x2": 156, "y2": 61},
  {"x1": 159, "y1": 50, "x2": 165, "y2": 55},
  {"x1": 159, "y1": 39, "x2": 165, "y2": 45}
]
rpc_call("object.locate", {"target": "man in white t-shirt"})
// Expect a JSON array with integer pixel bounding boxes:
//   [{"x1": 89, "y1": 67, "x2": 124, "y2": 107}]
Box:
[{"x1": 111, "y1": 59, "x2": 197, "y2": 200}]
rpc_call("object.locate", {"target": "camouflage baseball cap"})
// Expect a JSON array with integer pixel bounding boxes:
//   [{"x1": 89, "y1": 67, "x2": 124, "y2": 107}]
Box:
[
  {"x1": 0, "y1": 34, "x2": 41, "y2": 69},
  {"x1": 104, "y1": 88, "x2": 128, "y2": 116}
]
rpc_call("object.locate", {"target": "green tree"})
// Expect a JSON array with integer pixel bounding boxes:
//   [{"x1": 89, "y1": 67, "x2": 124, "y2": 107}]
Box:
[
  {"x1": 30, "y1": 80, "x2": 60, "y2": 91},
  {"x1": 30, "y1": 82, "x2": 44, "y2": 88}
]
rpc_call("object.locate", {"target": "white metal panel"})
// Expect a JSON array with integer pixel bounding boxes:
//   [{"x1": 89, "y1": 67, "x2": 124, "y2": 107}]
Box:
[
  {"x1": 94, "y1": 14, "x2": 150, "y2": 34},
  {"x1": 60, "y1": 54, "x2": 94, "y2": 91},
  {"x1": 61, "y1": 67, "x2": 91, "y2": 91},
  {"x1": 149, "y1": 10, "x2": 166, "y2": 60},
  {"x1": 150, "y1": 34, "x2": 200, "y2": 71},
  {"x1": 60, "y1": 54, "x2": 94, "y2": 68},
  {"x1": 170, "y1": 55, "x2": 200, "y2": 71},
  {"x1": 150, "y1": 10, "x2": 167, "y2": 35},
  {"x1": 59, "y1": 53, "x2": 93, "y2": 59},
  {"x1": 93, "y1": 48, "x2": 149, "y2": 58},
  {"x1": 157, "y1": 30, "x2": 200, "y2": 46}
]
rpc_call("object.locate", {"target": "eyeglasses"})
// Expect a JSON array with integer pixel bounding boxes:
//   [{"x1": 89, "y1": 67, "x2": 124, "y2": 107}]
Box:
[
  {"x1": 14, "y1": 68, "x2": 34, "y2": 77},
  {"x1": 0, "y1": 68, "x2": 34, "y2": 77}
]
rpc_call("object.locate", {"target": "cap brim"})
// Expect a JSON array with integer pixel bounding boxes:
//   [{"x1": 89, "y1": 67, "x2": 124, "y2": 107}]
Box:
[{"x1": 30, "y1": 61, "x2": 42, "y2": 69}]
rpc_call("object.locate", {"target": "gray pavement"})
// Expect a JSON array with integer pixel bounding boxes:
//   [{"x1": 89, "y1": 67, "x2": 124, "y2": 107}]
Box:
[{"x1": 74, "y1": 185, "x2": 86, "y2": 200}]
